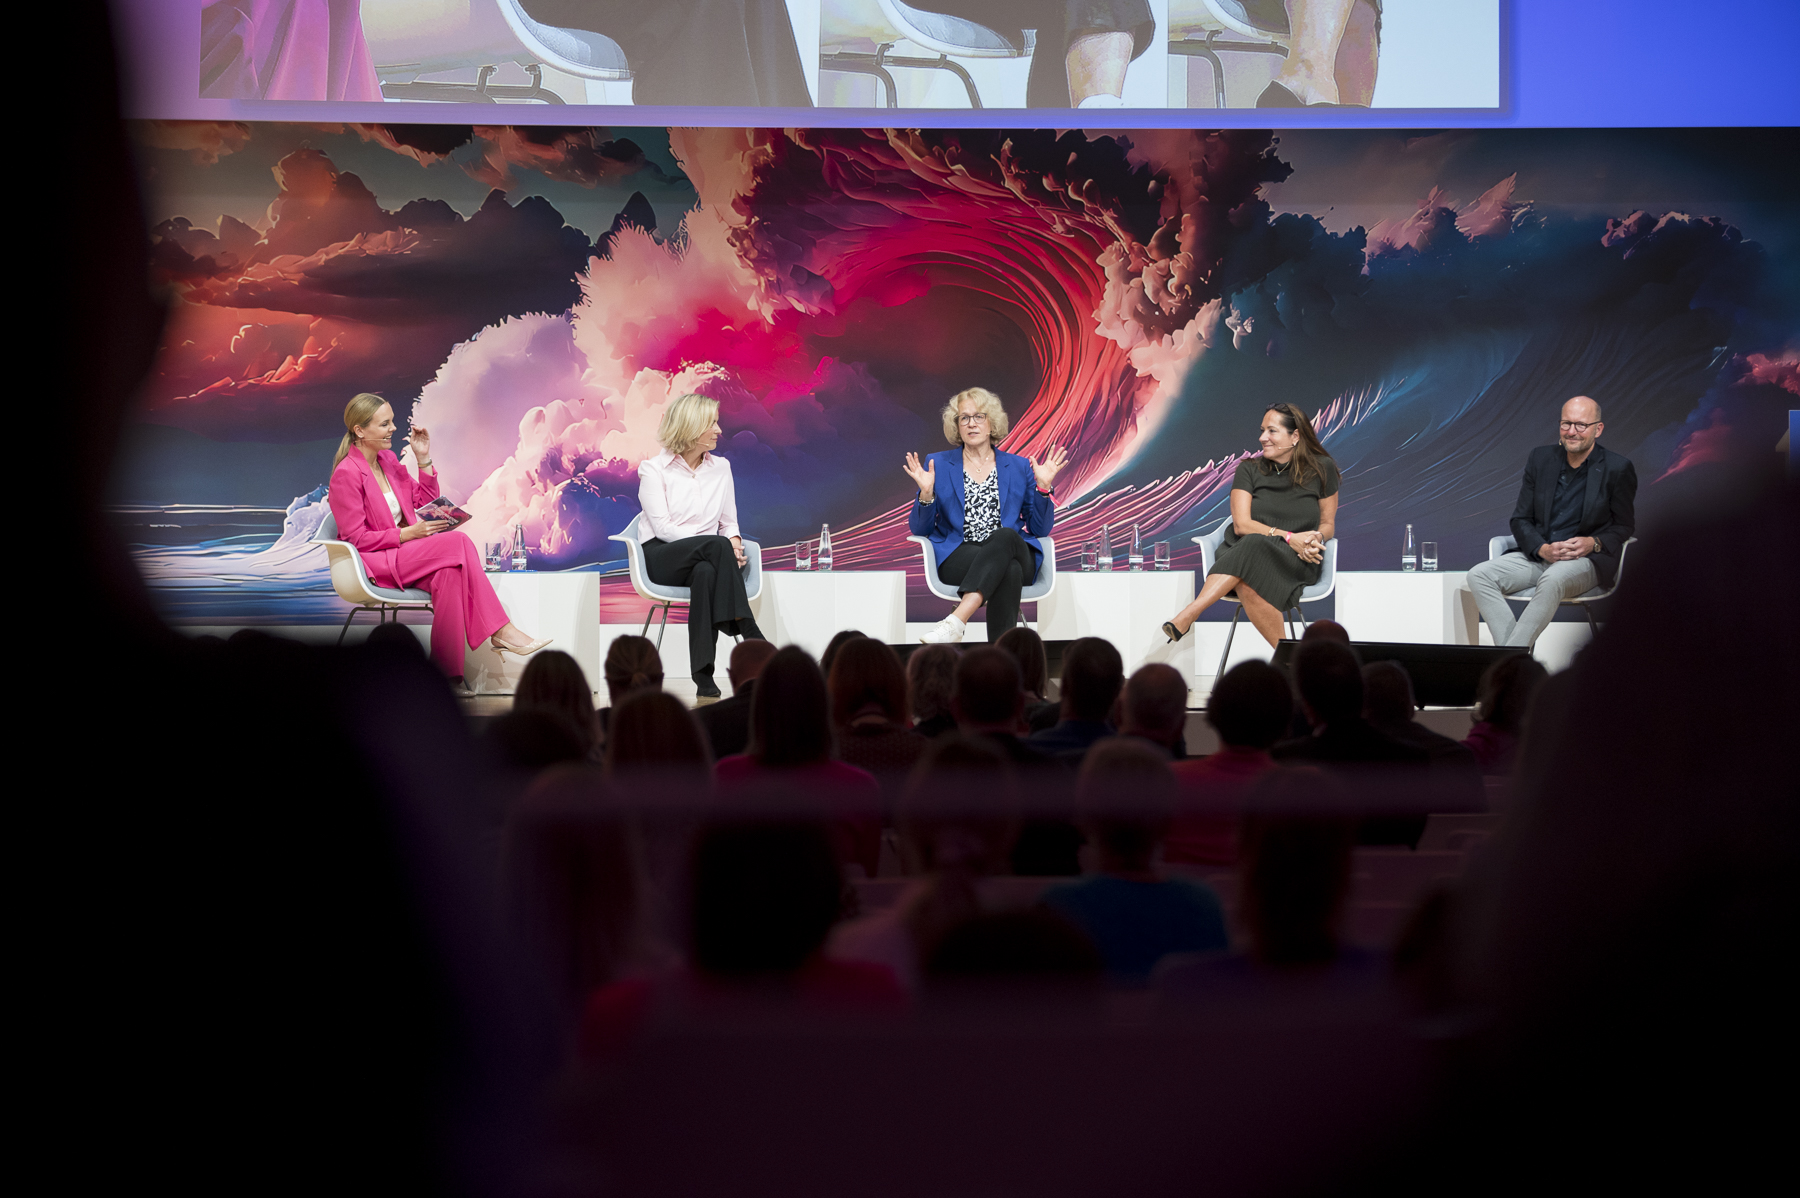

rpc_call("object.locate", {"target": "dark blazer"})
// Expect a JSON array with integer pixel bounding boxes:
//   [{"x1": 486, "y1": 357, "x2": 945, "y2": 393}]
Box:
[
  {"x1": 695, "y1": 679, "x2": 755, "y2": 760},
  {"x1": 1507, "y1": 443, "x2": 1637, "y2": 588},
  {"x1": 907, "y1": 449, "x2": 1055, "y2": 572}
]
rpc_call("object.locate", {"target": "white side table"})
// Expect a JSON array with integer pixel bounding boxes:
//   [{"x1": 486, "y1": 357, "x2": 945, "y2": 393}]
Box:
[
  {"x1": 1335, "y1": 570, "x2": 1478, "y2": 645},
  {"x1": 757, "y1": 570, "x2": 907, "y2": 657},
  {"x1": 1038, "y1": 569, "x2": 1197, "y2": 676},
  {"x1": 463, "y1": 570, "x2": 604, "y2": 695}
]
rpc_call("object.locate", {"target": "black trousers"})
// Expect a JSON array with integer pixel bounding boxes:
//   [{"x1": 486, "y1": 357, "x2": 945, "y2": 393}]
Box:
[
  {"x1": 519, "y1": 0, "x2": 812, "y2": 106},
  {"x1": 938, "y1": 528, "x2": 1040, "y2": 635},
  {"x1": 643, "y1": 535, "x2": 757, "y2": 683},
  {"x1": 915, "y1": 0, "x2": 1154, "y2": 107}
]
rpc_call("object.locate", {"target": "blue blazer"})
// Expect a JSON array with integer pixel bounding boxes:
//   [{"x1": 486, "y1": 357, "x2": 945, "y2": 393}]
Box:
[{"x1": 907, "y1": 449, "x2": 1056, "y2": 572}]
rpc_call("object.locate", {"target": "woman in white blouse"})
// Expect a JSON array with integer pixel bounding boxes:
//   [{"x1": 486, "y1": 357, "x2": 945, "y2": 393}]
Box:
[{"x1": 637, "y1": 393, "x2": 765, "y2": 699}]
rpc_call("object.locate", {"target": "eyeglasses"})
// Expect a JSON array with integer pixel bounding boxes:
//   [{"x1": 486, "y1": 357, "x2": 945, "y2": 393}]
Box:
[
  {"x1": 1559, "y1": 420, "x2": 1600, "y2": 432},
  {"x1": 957, "y1": 413, "x2": 990, "y2": 425}
]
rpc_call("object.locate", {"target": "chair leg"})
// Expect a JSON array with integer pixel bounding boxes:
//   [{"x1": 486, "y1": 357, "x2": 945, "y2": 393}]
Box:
[
  {"x1": 641, "y1": 605, "x2": 655, "y2": 637},
  {"x1": 1294, "y1": 605, "x2": 1309, "y2": 636},
  {"x1": 1585, "y1": 604, "x2": 1598, "y2": 636},
  {"x1": 336, "y1": 606, "x2": 362, "y2": 647},
  {"x1": 653, "y1": 603, "x2": 670, "y2": 651},
  {"x1": 1217, "y1": 607, "x2": 1241, "y2": 679}
]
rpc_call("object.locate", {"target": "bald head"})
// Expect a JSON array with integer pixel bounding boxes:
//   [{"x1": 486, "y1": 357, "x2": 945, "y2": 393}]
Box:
[
  {"x1": 1300, "y1": 619, "x2": 1350, "y2": 645},
  {"x1": 726, "y1": 638, "x2": 778, "y2": 688},
  {"x1": 1564, "y1": 395, "x2": 1602, "y2": 423},
  {"x1": 1121, "y1": 663, "x2": 1190, "y2": 747}
]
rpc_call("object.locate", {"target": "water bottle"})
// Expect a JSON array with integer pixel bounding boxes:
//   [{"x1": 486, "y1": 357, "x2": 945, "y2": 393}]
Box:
[
  {"x1": 1128, "y1": 524, "x2": 1144, "y2": 571},
  {"x1": 1400, "y1": 524, "x2": 1417, "y2": 572},
  {"x1": 1098, "y1": 523, "x2": 1113, "y2": 571},
  {"x1": 818, "y1": 523, "x2": 833, "y2": 572},
  {"x1": 511, "y1": 522, "x2": 528, "y2": 572}
]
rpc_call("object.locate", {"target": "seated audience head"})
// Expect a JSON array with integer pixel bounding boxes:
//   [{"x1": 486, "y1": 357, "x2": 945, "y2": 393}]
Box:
[
  {"x1": 1300, "y1": 619, "x2": 1351, "y2": 645},
  {"x1": 689, "y1": 819, "x2": 842, "y2": 977},
  {"x1": 1291, "y1": 638, "x2": 1365, "y2": 726},
  {"x1": 819, "y1": 629, "x2": 865, "y2": 679},
  {"x1": 829, "y1": 637, "x2": 909, "y2": 728},
  {"x1": 515, "y1": 650, "x2": 597, "y2": 750},
  {"x1": 603, "y1": 635, "x2": 663, "y2": 708},
  {"x1": 1077, "y1": 737, "x2": 1177, "y2": 874},
  {"x1": 1120, "y1": 663, "x2": 1189, "y2": 748},
  {"x1": 1059, "y1": 636, "x2": 1126, "y2": 722},
  {"x1": 1476, "y1": 652, "x2": 1549, "y2": 733},
  {"x1": 952, "y1": 646, "x2": 1024, "y2": 732},
  {"x1": 725, "y1": 637, "x2": 778, "y2": 692},
  {"x1": 501, "y1": 764, "x2": 639, "y2": 1010},
  {"x1": 1239, "y1": 767, "x2": 1356, "y2": 967},
  {"x1": 899, "y1": 735, "x2": 1018, "y2": 875},
  {"x1": 1206, "y1": 660, "x2": 1296, "y2": 750},
  {"x1": 363, "y1": 620, "x2": 425, "y2": 659},
  {"x1": 750, "y1": 646, "x2": 832, "y2": 766},
  {"x1": 993, "y1": 625, "x2": 1049, "y2": 701},
  {"x1": 604, "y1": 689, "x2": 713, "y2": 776},
  {"x1": 1361, "y1": 660, "x2": 1418, "y2": 727},
  {"x1": 907, "y1": 643, "x2": 959, "y2": 728},
  {"x1": 484, "y1": 709, "x2": 590, "y2": 772}
]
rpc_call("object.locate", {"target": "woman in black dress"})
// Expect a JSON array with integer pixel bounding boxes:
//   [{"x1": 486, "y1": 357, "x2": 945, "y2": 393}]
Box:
[{"x1": 1162, "y1": 404, "x2": 1339, "y2": 648}]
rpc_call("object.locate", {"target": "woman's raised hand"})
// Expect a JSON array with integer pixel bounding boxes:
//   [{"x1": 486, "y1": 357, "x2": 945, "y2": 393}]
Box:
[
  {"x1": 903, "y1": 452, "x2": 936, "y2": 501},
  {"x1": 406, "y1": 424, "x2": 432, "y2": 462},
  {"x1": 1031, "y1": 445, "x2": 1070, "y2": 492}
]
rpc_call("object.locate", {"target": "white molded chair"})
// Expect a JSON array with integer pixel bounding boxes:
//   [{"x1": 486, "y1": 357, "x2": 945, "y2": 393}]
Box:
[
  {"x1": 1169, "y1": 0, "x2": 1290, "y2": 108},
  {"x1": 312, "y1": 511, "x2": 434, "y2": 644},
  {"x1": 609, "y1": 514, "x2": 764, "y2": 650},
  {"x1": 1194, "y1": 516, "x2": 1338, "y2": 677},
  {"x1": 364, "y1": 0, "x2": 632, "y2": 104},
  {"x1": 908, "y1": 535, "x2": 1056, "y2": 629},
  {"x1": 1485, "y1": 535, "x2": 1637, "y2": 635},
  {"x1": 820, "y1": 0, "x2": 1034, "y2": 108}
]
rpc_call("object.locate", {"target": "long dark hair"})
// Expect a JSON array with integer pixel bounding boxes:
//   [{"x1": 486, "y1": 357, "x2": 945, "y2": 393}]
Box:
[{"x1": 1263, "y1": 403, "x2": 1332, "y2": 489}]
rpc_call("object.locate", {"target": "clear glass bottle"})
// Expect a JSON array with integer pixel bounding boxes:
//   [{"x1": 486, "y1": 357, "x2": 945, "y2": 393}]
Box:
[
  {"x1": 1128, "y1": 524, "x2": 1144, "y2": 571},
  {"x1": 818, "y1": 523, "x2": 833, "y2": 572},
  {"x1": 512, "y1": 522, "x2": 528, "y2": 572},
  {"x1": 1098, "y1": 523, "x2": 1113, "y2": 571},
  {"x1": 1400, "y1": 523, "x2": 1417, "y2": 572}
]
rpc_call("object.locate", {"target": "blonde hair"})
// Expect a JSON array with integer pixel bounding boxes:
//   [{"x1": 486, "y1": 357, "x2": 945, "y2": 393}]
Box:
[
  {"x1": 334, "y1": 392, "x2": 389, "y2": 469},
  {"x1": 657, "y1": 393, "x2": 721, "y2": 456},
  {"x1": 940, "y1": 387, "x2": 1009, "y2": 445}
]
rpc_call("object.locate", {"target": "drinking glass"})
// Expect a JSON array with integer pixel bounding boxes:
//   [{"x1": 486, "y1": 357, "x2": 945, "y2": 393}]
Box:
[
  {"x1": 485, "y1": 541, "x2": 507, "y2": 571},
  {"x1": 795, "y1": 539, "x2": 813, "y2": 570},
  {"x1": 1422, "y1": 542, "x2": 1440, "y2": 572},
  {"x1": 1153, "y1": 541, "x2": 1171, "y2": 570},
  {"x1": 1080, "y1": 540, "x2": 1098, "y2": 571}
]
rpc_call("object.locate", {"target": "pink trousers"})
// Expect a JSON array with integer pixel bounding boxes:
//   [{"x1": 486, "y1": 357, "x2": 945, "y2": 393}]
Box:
[{"x1": 375, "y1": 531, "x2": 510, "y2": 677}]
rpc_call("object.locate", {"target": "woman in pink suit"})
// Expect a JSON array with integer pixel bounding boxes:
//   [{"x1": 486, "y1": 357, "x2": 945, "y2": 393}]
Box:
[{"x1": 328, "y1": 393, "x2": 549, "y2": 683}]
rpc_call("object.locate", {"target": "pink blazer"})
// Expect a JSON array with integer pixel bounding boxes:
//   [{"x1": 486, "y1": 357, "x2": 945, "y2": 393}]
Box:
[{"x1": 327, "y1": 449, "x2": 440, "y2": 588}]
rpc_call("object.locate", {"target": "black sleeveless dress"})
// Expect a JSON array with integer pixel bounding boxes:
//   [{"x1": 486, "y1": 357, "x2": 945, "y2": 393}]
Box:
[{"x1": 1209, "y1": 456, "x2": 1340, "y2": 610}]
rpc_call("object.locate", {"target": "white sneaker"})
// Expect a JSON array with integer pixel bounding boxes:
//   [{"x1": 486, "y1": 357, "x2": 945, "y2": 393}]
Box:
[{"x1": 919, "y1": 615, "x2": 966, "y2": 644}]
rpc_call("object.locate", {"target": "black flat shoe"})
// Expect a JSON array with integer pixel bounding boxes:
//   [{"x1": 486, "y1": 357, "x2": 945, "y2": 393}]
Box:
[
  {"x1": 1255, "y1": 81, "x2": 1362, "y2": 108},
  {"x1": 695, "y1": 680, "x2": 722, "y2": 700},
  {"x1": 1163, "y1": 621, "x2": 1189, "y2": 643}
]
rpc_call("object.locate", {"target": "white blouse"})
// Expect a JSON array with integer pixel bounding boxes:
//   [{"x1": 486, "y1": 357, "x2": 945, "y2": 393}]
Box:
[{"x1": 637, "y1": 450, "x2": 741, "y2": 543}]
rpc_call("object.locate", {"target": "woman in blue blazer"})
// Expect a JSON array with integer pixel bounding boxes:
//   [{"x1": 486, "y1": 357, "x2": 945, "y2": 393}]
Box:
[{"x1": 904, "y1": 388, "x2": 1068, "y2": 643}]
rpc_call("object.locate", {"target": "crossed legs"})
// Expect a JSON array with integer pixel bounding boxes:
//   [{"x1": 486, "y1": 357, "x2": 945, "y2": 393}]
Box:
[{"x1": 1166, "y1": 572, "x2": 1287, "y2": 647}]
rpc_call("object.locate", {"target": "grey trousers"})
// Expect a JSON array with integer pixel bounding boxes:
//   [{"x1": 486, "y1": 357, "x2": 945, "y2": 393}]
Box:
[{"x1": 1466, "y1": 551, "x2": 1598, "y2": 647}]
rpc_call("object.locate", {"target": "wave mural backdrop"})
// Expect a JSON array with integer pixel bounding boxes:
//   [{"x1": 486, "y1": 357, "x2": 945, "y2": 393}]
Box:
[{"x1": 119, "y1": 122, "x2": 1799, "y2": 625}]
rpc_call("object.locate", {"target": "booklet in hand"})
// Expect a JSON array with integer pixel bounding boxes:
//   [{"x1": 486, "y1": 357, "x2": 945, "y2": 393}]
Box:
[{"x1": 416, "y1": 496, "x2": 473, "y2": 527}]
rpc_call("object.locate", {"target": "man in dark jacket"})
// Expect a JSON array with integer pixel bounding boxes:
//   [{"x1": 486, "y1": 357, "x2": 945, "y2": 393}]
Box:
[
  {"x1": 694, "y1": 638, "x2": 777, "y2": 758},
  {"x1": 1467, "y1": 396, "x2": 1637, "y2": 647}
]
